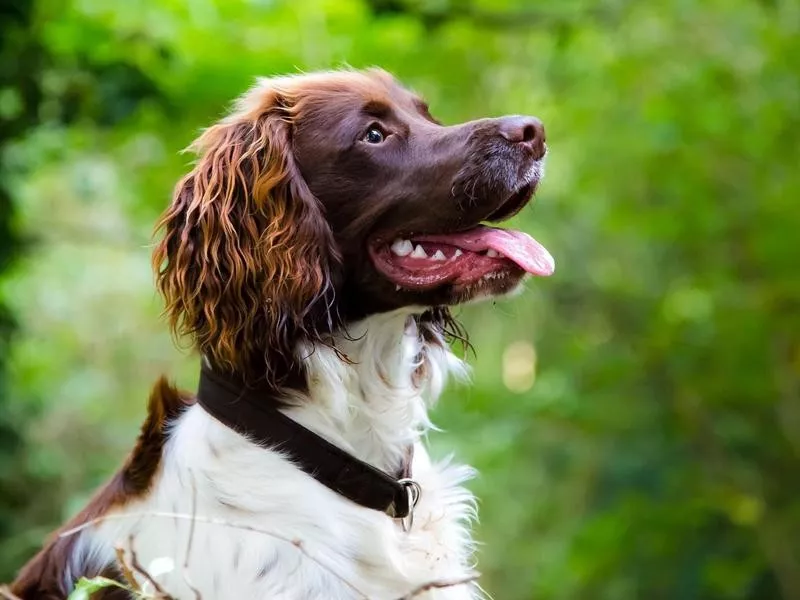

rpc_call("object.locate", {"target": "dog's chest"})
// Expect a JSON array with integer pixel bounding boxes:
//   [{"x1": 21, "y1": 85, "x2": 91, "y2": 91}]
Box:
[{"x1": 92, "y1": 406, "x2": 477, "y2": 600}]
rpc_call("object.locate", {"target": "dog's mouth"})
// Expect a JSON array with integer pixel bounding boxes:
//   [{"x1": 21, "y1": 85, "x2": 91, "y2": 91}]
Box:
[
  {"x1": 369, "y1": 226, "x2": 553, "y2": 291},
  {"x1": 369, "y1": 184, "x2": 554, "y2": 291}
]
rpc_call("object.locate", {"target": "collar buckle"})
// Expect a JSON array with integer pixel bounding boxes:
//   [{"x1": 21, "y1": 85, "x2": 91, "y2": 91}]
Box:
[
  {"x1": 198, "y1": 366, "x2": 423, "y2": 521},
  {"x1": 397, "y1": 478, "x2": 422, "y2": 532}
]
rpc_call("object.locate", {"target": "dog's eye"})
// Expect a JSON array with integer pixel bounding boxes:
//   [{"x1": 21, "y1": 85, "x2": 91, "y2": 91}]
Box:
[{"x1": 363, "y1": 127, "x2": 385, "y2": 144}]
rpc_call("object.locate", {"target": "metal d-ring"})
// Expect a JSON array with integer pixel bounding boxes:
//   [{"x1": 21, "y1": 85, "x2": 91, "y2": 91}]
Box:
[{"x1": 397, "y1": 478, "x2": 422, "y2": 533}]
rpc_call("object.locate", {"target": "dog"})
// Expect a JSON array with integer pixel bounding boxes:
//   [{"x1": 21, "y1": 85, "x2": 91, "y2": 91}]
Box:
[{"x1": 11, "y1": 68, "x2": 553, "y2": 599}]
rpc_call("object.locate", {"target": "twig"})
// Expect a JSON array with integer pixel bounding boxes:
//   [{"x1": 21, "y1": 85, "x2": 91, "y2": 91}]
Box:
[
  {"x1": 399, "y1": 574, "x2": 479, "y2": 599},
  {"x1": 182, "y1": 477, "x2": 202, "y2": 600},
  {"x1": 59, "y1": 510, "x2": 368, "y2": 599},
  {"x1": 127, "y1": 534, "x2": 170, "y2": 598},
  {"x1": 0, "y1": 585, "x2": 23, "y2": 600},
  {"x1": 114, "y1": 544, "x2": 142, "y2": 593}
]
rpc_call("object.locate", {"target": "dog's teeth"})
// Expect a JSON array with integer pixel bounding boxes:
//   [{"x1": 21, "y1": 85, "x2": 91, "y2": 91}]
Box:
[
  {"x1": 396, "y1": 285, "x2": 402, "y2": 291},
  {"x1": 486, "y1": 249, "x2": 499, "y2": 258},
  {"x1": 410, "y1": 244, "x2": 428, "y2": 259},
  {"x1": 391, "y1": 239, "x2": 414, "y2": 257},
  {"x1": 432, "y1": 250, "x2": 447, "y2": 261},
  {"x1": 453, "y1": 249, "x2": 463, "y2": 258}
]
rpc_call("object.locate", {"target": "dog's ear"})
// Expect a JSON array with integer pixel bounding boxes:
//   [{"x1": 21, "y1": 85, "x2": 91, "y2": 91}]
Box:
[{"x1": 152, "y1": 83, "x2": 339, "y2": 384}]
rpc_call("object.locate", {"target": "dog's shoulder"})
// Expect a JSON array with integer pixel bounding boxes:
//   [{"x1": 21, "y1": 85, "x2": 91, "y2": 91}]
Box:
[
  {"x1": 10, "y1": 378, "x2": 192, "y2": 599},
  {"x1": 122, "y1": 376, "x2": 194, "y2": 495}
]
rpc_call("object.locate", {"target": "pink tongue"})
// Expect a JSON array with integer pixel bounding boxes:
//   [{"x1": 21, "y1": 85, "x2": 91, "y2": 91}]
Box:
[{"x1": 417, "y1": 225, "x2": 555, "y2": 276}]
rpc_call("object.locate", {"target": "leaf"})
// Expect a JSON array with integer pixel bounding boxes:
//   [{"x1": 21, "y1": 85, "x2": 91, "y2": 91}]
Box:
[{"x1": 68, "y1": 576, "x2": 130, "y2": 600}]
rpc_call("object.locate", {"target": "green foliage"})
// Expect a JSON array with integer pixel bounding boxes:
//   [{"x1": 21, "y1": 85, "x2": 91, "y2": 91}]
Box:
[
  {"x1": 67, "y1": 576, "x2": 131, "y2": 600},
  {"x1": 0, "y1": 0, "x2": 62, "y2": 580},
  {"x1": 1, "y1": 0, "x2": 799, "y2": 598}
]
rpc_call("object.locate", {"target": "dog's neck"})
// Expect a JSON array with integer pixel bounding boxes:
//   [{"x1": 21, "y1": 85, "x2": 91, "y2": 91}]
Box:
[{"x1": 278, "y1": 309, "x2": 467, "y2": 475}]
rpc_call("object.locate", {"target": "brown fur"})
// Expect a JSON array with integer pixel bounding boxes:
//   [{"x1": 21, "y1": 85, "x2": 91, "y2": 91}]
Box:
[
  {"x1": 150, "y1": 69, "x2": 540, "y2": 389},
  {"x1": 10, "y1": 379, "x2": 191, "y2": 599},
  {"x1": 11, "y1": 68, "x2": 548, "y2": 597},
  {"x1": 152, "y1": 82, "x2": 341, "y2": 387}
]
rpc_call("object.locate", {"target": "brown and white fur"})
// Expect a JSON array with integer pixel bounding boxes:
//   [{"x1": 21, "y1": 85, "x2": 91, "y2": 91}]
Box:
[{"x1": 12, "y1": 68, "x2": 550, "y2": 599}]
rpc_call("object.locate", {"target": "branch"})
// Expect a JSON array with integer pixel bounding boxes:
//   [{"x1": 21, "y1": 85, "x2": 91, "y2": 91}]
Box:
[
  {"x1": 398, "y1": 574, "x2": 479, "y2": 599},
  {"x1": 182, "y1": 477, "x2": 202, "y2": 600},
  {"x1": 0, "y1": 586, "x2": 23, "y2": 600},
  {"x1": 114, "y1": 544, "x2": 142, "y2": 593},
  {"x1": 126, "y1": 535, "x2": 170, "y2": 598},
  {"x1": 59, "y1": 507, "x2": 480, "y2": 599},
  {"x1": 59, "y1": 510, "x2": 368, "y2": 599}
]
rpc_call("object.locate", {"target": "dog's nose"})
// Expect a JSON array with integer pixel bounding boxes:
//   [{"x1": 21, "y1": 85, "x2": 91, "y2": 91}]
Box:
[{"x1": 498, "y1": 116, "x2": 546, "y2": 160}]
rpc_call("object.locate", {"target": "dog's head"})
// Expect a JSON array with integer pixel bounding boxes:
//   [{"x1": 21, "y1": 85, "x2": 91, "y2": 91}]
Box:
[{"x1": 153, "y1": 69, "x2": 553, "y2": 384}]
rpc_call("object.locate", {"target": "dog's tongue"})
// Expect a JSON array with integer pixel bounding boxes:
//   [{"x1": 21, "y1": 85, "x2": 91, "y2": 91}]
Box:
[{"x1": 418, "y1": 225, "x2": 555, "y2": 276}]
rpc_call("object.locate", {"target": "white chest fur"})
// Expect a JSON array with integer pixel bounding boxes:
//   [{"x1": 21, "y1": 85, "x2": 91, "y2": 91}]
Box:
[{"x1": 82, "y1": 310, "x2": 481, "y2": 599}]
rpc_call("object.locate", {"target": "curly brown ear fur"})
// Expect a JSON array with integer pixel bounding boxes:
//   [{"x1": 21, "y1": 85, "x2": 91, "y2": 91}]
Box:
[{"x1": 152, "y1": 83, "x2": 340, "y2": 384}]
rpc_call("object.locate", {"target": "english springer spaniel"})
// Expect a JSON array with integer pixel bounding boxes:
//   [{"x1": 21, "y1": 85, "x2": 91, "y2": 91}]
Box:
[{"x1": 11, "y1": 68, "x2": 553, "y2": 600}]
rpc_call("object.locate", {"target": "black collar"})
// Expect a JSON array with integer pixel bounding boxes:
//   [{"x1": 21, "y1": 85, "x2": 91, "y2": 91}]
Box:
[{"x1": 196, "y1": 365, "x2": 416, "y2": 519}]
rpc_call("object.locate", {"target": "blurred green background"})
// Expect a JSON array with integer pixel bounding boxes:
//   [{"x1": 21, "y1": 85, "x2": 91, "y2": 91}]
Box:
[{"x1": 1, "y1": 0, "x2": 799, "y2": 598}]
